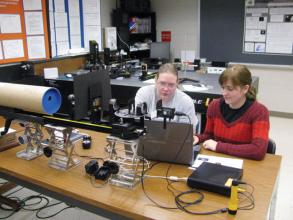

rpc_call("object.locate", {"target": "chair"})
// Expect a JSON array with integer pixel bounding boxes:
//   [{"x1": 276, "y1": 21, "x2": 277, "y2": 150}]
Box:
[{"x1": 267, "y1": 138, "x2": 276, "y2": 154}]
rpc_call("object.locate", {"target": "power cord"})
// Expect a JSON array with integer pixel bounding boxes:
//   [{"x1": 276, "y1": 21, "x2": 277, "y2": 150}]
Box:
[
  {"x1": 0, "y1": 185, "x2": 75, "y2": 219},
  {"x1": 238, "y1": 183, "x2": 255, "y2": 210},
  {"x1": 35, "y1": 201, "x2": 74, "y2": 219}
]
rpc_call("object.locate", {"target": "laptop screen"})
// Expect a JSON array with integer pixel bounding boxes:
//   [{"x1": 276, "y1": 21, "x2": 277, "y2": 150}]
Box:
[{"x1": 137, "y1": 120, "x2": 194, "y2": 165}]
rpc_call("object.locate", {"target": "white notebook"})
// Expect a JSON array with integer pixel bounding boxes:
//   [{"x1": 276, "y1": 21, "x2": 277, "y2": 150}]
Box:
[{"x1": 192, "y1": 154, "x2": 243, "y2": 169}]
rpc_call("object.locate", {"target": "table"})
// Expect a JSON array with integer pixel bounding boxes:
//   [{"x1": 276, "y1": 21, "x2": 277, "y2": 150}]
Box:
[{"x1": 0, "y1": 126, "x2": 281, "y2": 220}]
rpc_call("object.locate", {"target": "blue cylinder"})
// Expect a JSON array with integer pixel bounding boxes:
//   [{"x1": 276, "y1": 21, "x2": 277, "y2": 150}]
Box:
[{"x1": 42, "y1": 88, "x2": 62, "y2": 114}]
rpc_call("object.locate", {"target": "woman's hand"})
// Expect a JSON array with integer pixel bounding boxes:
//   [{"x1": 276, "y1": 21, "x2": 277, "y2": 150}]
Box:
[
  {"x1": 193, "y1": 135, "x2": 199, "y2": 145},
  {"x1": 202, "y1": 139, "x2": 217, "y2": 151}
]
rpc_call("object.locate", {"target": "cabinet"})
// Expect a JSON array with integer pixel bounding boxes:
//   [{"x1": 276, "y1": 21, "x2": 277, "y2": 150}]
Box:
[{"x1": 112, "y1": 9, "x2": 156, "y2": 59}]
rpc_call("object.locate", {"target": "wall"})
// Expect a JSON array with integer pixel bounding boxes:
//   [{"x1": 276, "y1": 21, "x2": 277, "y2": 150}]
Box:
[
  {"x1": 248, "y1": 65, "x2": 293, "y2": 116},
  {"x1": 150, "y1": 0, "x2": 199, "y2": 60}
]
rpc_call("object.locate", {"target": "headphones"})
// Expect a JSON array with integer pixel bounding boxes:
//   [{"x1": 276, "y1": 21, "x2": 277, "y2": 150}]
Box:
[{"x1": 85, "y1": 160, "x2": 119, "y2": 181}]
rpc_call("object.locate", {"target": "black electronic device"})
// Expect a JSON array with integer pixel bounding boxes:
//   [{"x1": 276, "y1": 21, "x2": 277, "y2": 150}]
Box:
[
  {"x1": 178, "y1": 77, "x2": 200, "y2": 84},
  {"x1": 89, "y1": 40, "x2": 99, "y2": 66},
  {"x1": 137, "y1": 120, "x2": 194, "y2": 165},
  {"x1": 211, "y1": 61, "x2": 227, "y2": 67},
  {"x1": 104, "y1": 47, "x2": 111, "y2": 65},
  {"x1": 45, "y1": 70, "x2": 112, "y2": 121},
  {"x1": 43, "y1": 146, "x2": 53, "y2": 157},
  {"x1": 187, "y1": 162, "x2": 243, "y2": 196},
  {"x1": 194, "y1": 59, "x2": 201, "y2": 70},
  {"x1": 139, "y1": 63, "x2": 148, "y2": 80},
  {"x1": 111, "y1": 122, "x2": 139, "y2": 140},
  {"x1": 193, "y1": 144, "x2": 201, "y2": 160},
  {"x1": 136, "y1": 102, "x2": 147, "y2": 116},
  {"x1": 156, "y1": 100, "x2": 175, "y2": 119},
  {"x1": 156, "y1": 99, "x2": 175, "y2": 129},
  {"x1": 150, "y1": 42, "x2": 170, "y2": 62},
  {"x1": 82, "y1": 135, "x2": 92, "y2": 149},
  {"x1": 85, "y1": 160, "x2": 119, "y2": 181}
]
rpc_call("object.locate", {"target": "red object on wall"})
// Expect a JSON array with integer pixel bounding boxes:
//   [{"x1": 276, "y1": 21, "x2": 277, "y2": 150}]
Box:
[{"x1": 161, "y1": 31, "x2": 171, "y2": 42}]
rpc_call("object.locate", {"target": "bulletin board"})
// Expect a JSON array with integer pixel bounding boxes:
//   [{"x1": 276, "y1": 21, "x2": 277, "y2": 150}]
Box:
[
  {"x1": 200, "y1": 0, "x2": 293, "y2": 65},
  {"x1": 244, "y1": 1, "x2": 293, "y2": 55},
  {"x1": 49, "y1": 0, "x2": 102, "y2": 57},
  {"x1": 0, "y1": 0, "x2": 50, "y2": 64}
]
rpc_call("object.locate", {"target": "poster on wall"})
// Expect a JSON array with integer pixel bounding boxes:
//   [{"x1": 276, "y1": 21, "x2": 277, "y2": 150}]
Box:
[{"x1": 243, "y1": 0, "x2": 293, "y2": 55}]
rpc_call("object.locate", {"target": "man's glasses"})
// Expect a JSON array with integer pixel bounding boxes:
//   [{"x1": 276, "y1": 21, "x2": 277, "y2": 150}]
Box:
[{"x1": 157, "y1": 81, "x2": 177, "y2": 89}]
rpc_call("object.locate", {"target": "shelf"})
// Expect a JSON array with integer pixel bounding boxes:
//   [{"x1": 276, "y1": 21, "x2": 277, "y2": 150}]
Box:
[{"x1": 112, "y1": 9, "x2": 156, "y2": 59}]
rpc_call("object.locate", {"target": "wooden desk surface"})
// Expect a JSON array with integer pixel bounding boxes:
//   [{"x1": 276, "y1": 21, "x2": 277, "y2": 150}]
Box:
[{"x1": 0, "y1": 125, "x2": 281, "y2": 220}]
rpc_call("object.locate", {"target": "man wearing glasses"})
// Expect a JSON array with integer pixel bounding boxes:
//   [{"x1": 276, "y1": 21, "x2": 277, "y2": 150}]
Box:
[{"x1": 135, "y1": 63, "x2": 198, "y2": 133}]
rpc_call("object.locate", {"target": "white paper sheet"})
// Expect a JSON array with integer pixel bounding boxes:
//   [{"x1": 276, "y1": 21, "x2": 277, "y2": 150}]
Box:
[
  {"x1": 0, "y1": 14, "x2": 21, "y2": 33},
  {"x1": 54, "y1": 0, "x2": 65, "y2": 12},
  {"x1": 56, "y1": 27, "x2": 69, "y2": 42},
  {"x1": 27, "y1": 36, "x2": 46, "y2": 59},
  {"x1": 181, "y1": 50, "x2": 196, "y2": 63},
  {"x1": 83, "y1": 13, "x2": 100, "y2": 26},
  {"x1": 245, "y1": 29, "x2": 266, "y2": 42},
  {"x1": 246, "y1": 7, "x2": 268, "y2": 14},
  {"x1": 270, "y1": 7, "x2": 293, "y2": 15},
  {"x1": 2, "y1": 39, "x2": 24, "y2": 59},
  {"x1": 270, "y1": 14, "x2": 284, "y2": 22},
  {"x1": 70, "y1": 35, "x2": 81, "y2": 48},
  {"x1": 266, "y1": 22, "x2": 293, "y2": 54},
  {"x1": 68, "y1": 0, "x2": 80, "y2": 16},
  {"x1": 57, "y1": 42, "x2": 69, "y2": 55},
  {"x1": 82, "y1": 0, "x2": 100, "y2": 13},
  {"x1": 192, "y1": 154, "x2": 243, "y2": 169},
  {"x1": 23, "y1": 0, "x2": 42, "y2": 10},
  {"x1": 25, "y1": 12, "x2": 44, "y2": 35},
  {"x1": 69, "y1": 17, "x2": 81, "y2": 35},
  {"x1": 245, "y1": 16, "x2": 267, "y2": 29},
  {"x1": 84, "y1": 26, "x2": 101, "y2": 50},
  {"x1": 244, "y1": 42, "x2": 254, "y2": 52},
  {"x1": 54, "y1": 12, "x2": 68, "y2": 28},
  {"x1": 44, "y1": 67, "x2": 59, "y2": 79}
]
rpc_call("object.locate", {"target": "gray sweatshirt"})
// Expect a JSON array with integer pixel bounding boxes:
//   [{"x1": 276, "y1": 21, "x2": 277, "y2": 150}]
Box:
[{"x1": 135, "y1": 85, "x2": 198, "y2": 133}]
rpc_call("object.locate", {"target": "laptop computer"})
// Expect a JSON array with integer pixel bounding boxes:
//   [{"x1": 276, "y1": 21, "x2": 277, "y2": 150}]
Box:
[{"x1": 137, "y1": 120, "x2": 195, "y2": 165}]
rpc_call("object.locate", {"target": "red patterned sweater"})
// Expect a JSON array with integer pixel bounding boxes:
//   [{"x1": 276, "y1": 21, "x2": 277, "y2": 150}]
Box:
[{"x1": 197, "y1": 98, "x2": 270, "y2": 160}]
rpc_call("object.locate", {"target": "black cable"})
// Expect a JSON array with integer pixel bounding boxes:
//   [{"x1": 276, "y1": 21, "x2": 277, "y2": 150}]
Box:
[
  {"x1": 238, "y1": 183, "x2": 255, "y2": 210},
  {"x1": 35, "y1": 202, "x2": 74, "y2": 219},
  {"x1": 165, "y1": 114, "x2": 191, "y2": 181},
  {"x1": 141, "y1": 158, "x2": 177, "y2": 209},
  {"x1": 0, "y1": 185, "x2": 74, "y2": 219},
  {"x1": 21, "y1": 195, "x2": 50, "y2": 211}
]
